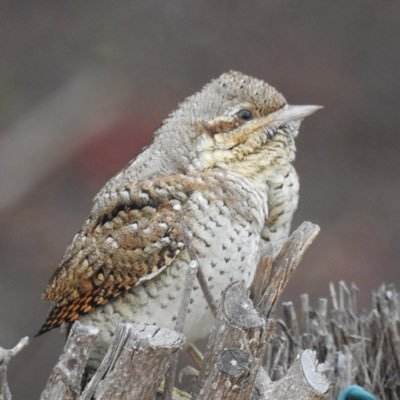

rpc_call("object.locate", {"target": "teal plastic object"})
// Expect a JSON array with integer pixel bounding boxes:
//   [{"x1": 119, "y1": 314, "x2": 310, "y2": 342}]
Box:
[{"x1": 338, "y1": 385, "x2": 375, "y2": 400}]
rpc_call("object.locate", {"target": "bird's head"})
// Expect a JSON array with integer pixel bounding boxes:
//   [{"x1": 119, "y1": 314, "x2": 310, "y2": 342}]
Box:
[{"x1": 161, "y1": 71, "x2": 321, "y2": 178}]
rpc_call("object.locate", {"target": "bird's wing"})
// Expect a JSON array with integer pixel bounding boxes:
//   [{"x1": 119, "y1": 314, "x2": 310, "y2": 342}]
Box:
[{"x1": 38, "y1": 173, "x2": 208, "y2": 335}]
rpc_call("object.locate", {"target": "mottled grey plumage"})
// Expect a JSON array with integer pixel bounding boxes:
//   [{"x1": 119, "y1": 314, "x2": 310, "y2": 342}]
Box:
[{"x1": 39, "y1": 71, "x2": 320, "y2": 367}]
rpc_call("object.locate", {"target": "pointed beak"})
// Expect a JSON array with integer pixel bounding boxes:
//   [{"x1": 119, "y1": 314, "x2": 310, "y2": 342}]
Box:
[{"x1": 269, "y1": 104, "x2": 323, "y2": 124}]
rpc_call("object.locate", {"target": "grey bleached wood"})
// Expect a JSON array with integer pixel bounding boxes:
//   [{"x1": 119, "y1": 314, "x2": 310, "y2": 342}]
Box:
[
  {"x1": 40, "y1": 322, "x2": 98, "y2": 400},
  {"x1": 4, "y1": 221, "x2": 337, "y2": 399},
  {"x1": 259, "y1": 350, "x2": 329, "y2": 400},
  {"x1": 195, "y1": 282, "x2": 269, "y2": 400},
  {"x1": 5, "y1": 221, "x2": 399, "y2": 398},
  {"x1": 79, "y1": 322, "x2": 133, "y2": 400},
  {"x1": 92, "y1": 323, "x2": 184, "y2": 400},
  {"x1": 251, "y1": 221, "x2": 320, "y2": 319},
  {"x1": 250, "y1": 221, "x2": 326, "y2": 399},
  {"x1": 264, "y1": 282, "x2": 400, "y2": 399},
  {"x1": 0, "y1": 336, "x2": 29, "y2": 400},
  {"x1": 253, "y1": 367, "x2": 272, "y2": 399},
  {"x1": 193, "y1": 222, "x2": 323, "y2": 400}
]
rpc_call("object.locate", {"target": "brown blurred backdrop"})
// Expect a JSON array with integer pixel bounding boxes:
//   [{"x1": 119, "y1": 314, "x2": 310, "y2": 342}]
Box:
[{"x1": 0, "y1": 1, "x2": 399, "y2": 398}]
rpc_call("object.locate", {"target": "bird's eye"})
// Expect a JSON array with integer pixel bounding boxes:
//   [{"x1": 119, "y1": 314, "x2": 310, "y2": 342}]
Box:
[{"x1": 237, "y1": 109, "x2": 253, "y2": 121}]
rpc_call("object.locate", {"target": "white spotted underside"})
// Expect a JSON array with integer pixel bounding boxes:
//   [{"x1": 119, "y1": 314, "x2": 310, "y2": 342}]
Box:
[{"x1": 81, "y1": 168, "x2": 298, "y2": 367}]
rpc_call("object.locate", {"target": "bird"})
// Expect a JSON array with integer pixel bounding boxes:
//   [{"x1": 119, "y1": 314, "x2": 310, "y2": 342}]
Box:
[{"x1": 38, "y1": 71, "x2": 321, "y2": 368}]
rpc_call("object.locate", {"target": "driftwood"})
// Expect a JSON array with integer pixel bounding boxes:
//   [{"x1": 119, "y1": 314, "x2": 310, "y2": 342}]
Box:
[
  {"x1": 88, "y1": 324, "x2": 183, "y2": 400},
  {"x1": 194, "y1": 282, "x2": 269, "y2": 399},
  {"x1": 0, "y1": 336, "x2": 29, "y2": 400},
  {"x1": 2, "y1": 222, "x2": 328, "y2": 400},
  {"x1": 40, "y1": 323, "x2": 98, "y2": 400},
  {"x1": 40, "y1": 322, "x2": 183, "y2": 400},
  {"x1": 263, "y1": 282, "x2": 400, "y2": 399},
  {"x1": 193, "y1": 222, "x2": 326, "y2": 400},
  {"x1": 4, "y1": 221, "x2": 398, "y2": 398},
  {"x1": 256, "y1": 350, "x2": 329, "y2": 400},
  {"x1": 251, "y1": 221, "x2": 320, "y2": 318}
]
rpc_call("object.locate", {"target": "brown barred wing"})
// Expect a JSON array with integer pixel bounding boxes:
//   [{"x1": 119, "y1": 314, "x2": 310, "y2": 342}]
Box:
[{"x1": 36, "y1": 175, "x2": 197, "y2": 335}]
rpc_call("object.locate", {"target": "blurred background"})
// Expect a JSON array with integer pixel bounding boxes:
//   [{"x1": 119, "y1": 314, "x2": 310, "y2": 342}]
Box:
[{"x1": 1, "y1": 1, "x2": 399, "y2": 398}]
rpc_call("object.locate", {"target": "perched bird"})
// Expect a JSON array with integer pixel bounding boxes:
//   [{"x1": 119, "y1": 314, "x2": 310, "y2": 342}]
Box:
[{"x1": 38, "y1": 71, "x2": 320, "y2": 368}]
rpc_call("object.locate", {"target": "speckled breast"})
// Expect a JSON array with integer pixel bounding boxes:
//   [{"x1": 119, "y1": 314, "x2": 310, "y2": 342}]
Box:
[{"x1": 80, "y1": 171, "x2": 268, "y2": 367}]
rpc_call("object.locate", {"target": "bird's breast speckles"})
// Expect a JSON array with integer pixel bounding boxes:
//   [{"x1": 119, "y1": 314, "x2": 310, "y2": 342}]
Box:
[
  {"x1": 261, "y1": 164, "x2": 299, "y2": 245},
  {"x1": 186, "y1": 173, "x2": 265, "y2": 292},
  {"x1": 80, "y1": 170, "x2": 268, "y2": 357}
]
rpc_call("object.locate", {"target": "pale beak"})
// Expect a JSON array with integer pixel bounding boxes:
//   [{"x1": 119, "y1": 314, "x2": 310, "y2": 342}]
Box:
[{"x1": 269, "y1": 105, "x2": 323, "y2": 124}]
